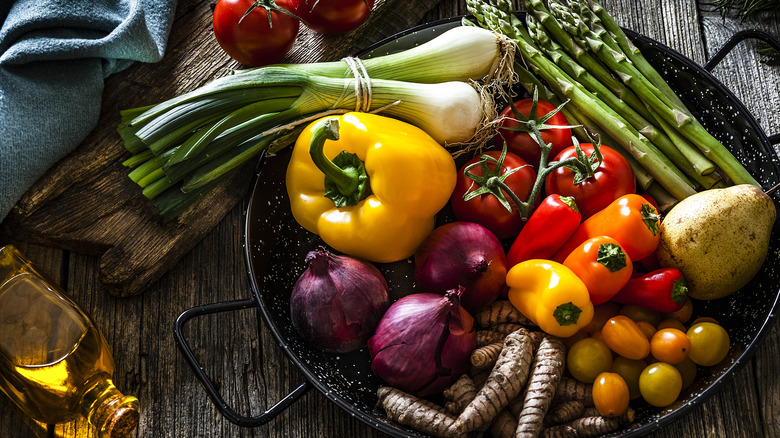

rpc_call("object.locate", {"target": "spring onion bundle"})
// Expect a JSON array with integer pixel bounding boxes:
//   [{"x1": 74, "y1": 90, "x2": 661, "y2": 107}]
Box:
[
  {"x1": 119, "y1": 26, "x2": 515, "y2": 220},
  {"x1": 465, "y1": 0, "x2": 759, "y2": 207}
]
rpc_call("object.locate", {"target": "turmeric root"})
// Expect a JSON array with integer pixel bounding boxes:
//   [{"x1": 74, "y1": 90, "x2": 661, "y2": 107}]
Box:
[
  {"x1": 477, "y1": 330, "x2": 507, "y2": 347},
  {"x1": 443, "y1": 374, "x2": 478, "y2": 414},
  {"x1": 377, "y1": 386, "x2": 463, "y2": 438},
  {"x1": 581, "y1": 406, "x2": 636, "y2": 426},
  {"x1": 475, "y1": 300, "x2": 531, "y2": 327},
  {"x1": 552, "y1": 377, "x2": 594, "y2": 407},
  {"x1": 515, "y1": 336, "x2": 566, "y2": 438},
  {"x1": 493, "y1": 323, "x2": 528, "y2": 335},
  {"x1": 471, "y1": 342, "x2": 505, "y2": 369},
  {"x1": 453, "y1": 328, "x2": 535, "y2": 434},
  {"x1": 564, "y1": 416, "x2": 620, "y2": 437},
  {"x1": 541, "y1": 424, "x2": 579, "y2": 438},
  {"x1": 490, "y1": 410, "x2": 518, "y2": 438},
  {"x1": 545, "y1": 400, "x2": 585, "y2": 425}
]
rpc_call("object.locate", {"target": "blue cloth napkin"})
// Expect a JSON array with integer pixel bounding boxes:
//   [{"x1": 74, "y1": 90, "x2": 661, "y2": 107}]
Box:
[{"x1": 0, "y1": 0, "x2": 177, "y2": 221}]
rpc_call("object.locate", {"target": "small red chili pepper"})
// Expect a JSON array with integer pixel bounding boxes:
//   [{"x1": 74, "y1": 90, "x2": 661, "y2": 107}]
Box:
[
  {"x1": 506, "y1": 194, "x2": 581, "y2": 267},
  {"x1": 611, "y1": 268, "x2": 688, "y2": 313}
]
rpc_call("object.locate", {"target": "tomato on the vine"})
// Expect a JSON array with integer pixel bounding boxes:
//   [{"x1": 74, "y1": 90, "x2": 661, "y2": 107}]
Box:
[
  {"x1": 213, "y1": 0, "x2": 300, "y2": 67},
  {"x1": 450, "y1": 148, "x2": 538, "y2": 240},
  {"x1": 289, "y1": 0, "x2": 374, "y2": 34},
  {"x1": 545, "y1": 143, "x2": 636, "y2": 219},
  {"x1": 493, "y1": 98, "x2": 572, "y2": 170}
]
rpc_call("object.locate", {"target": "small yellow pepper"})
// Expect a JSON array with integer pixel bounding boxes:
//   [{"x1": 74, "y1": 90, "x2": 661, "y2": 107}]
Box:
[
  {"x1": 286, "y1": 112, "x2": 456, "y2": 263},
  {"x1": 506, "y1": 259, "x2": 594, "y2": 337}
]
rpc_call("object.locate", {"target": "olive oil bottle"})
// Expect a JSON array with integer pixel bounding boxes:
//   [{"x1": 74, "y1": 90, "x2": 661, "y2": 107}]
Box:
[{"x1": 0, "y1": 245, "x2": 139, "y2": 437}]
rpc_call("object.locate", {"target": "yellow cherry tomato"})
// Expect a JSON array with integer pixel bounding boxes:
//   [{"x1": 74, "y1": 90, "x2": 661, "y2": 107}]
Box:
[
  {"x1": 639, "y1": 362, "x2": 682, "y2": 407},
  {"x1": 592, "y1": 372, "x2": 630, "y2": 418},
  {"x1": 567, "y1": 338, "x2": 613, "y2": 384},
  {"x1": 687, "y1": 322, "x2": 730, "y2": 366},
  {"x1": 619, "y1": 304, "x2": 662, "y2": 326},
  {"x1": 611, "y1": 356, "x2": 647, "y2": 400},
  {"x1": 674, "y1": 358, "x2": 697, "y2": 390},
  {"x1": 657, "y1": 318, "x2": 688, "y2": 332},
  {"x1": 662, "y1": 298, "x2": 693, "y2": 323}
]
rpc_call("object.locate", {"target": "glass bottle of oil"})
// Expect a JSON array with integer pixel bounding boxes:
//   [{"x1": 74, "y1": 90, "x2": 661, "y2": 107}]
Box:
[{"x1": 0, "y1": 245, "x2": 139, "y2": 437}]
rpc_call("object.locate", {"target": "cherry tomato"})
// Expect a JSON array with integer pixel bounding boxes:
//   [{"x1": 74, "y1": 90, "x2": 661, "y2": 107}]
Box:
[
  {"x1": 563, "y1": 236, "x2": 633, "y2": 305},
  {"x1": 687, "y1": 322, "x2": 730, "y2": 366},
  {"x1": 675, "y1": 358, "x2": 697, "y2": 390},
  {"x1": 567, "y1": 338, "x2": 613, "y2": 384},
  {"x1": 450, "y1": 149, "x2": 538, "y2": 239},
  {"x1": 580, "y1": 302, "x2": 620, "y2": 337},
  {"x1": 650, "y1": 328, "x2": 691, "y2": 365},
  {"x1": 691, "y1": 316, "x2": 719, "y2": 326},
  {"x1": 493, "y1": 99, "x2": 572, "y2": 170},
  {"x1": 288, "y1": 0, "x2": 374, "y2": 34},
  {"x1": 639, "y1": 362, "x2": 682, "y2": 407},
  {"x1": 611, "y1": 356, "x2": 646, "y2": 400},
  {"x1": 213, "y1": 0, "x2": 300, "y2": 67},
  {"x1": 657, "y1": 318, "x2": 688, "y2": 332},
  {"x1": 601, "y1": 316, "x2": 650, "y2": 360},
  {"x1": 619, "y1": 304, "x2": 662, "y2": 327},
  {"x1": 662, "y1": 298, "x2": 693, "y2": 324},
  {"x1": 636, "y1": 321, "x2": 657, "y2": 340},
  {"x1": 592, "y1": 372, "x2": 630, "y2": 417},
  {"x1": 545, "y1": 143, "x2": 636, "y2": 219}
]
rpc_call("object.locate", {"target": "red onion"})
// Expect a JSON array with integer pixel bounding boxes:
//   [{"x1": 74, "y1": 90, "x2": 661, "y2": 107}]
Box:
[
  {"x1": 414, "y1": 221, "x2": 507, "y2": 313},
  {"x1": 367, "y1": 287, "x2": 476, "y2": 397},
  {"x1": 290, "y1": 248, "x2": 389, "y2": 353}
]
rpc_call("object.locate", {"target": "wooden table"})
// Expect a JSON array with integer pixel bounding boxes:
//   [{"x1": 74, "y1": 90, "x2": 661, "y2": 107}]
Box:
[{"x1": 1, "y1": 0, "x2": 779, "y2": 437}]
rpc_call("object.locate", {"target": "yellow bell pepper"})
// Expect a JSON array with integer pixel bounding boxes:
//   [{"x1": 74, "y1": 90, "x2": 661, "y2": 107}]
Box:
[
  {"x1": 506, "y1": 259, "x2": 594, "y2": 337},
  {"x1": 285, "y1": 112, "x2": 456, "y2": 263}
]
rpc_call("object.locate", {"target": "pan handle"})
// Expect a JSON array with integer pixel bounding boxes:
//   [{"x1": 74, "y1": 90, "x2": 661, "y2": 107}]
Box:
[
  {"x1": 173, "y1": 298, "x2": 312, "y2": 427},
  {"x1": 703, "y1": 29, "x2": 780, "y2": 145}
]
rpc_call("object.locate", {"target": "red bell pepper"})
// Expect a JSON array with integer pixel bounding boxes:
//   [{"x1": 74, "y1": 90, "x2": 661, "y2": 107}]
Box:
[
  {"x1": 506, "y1": 194, "x2": 581, "y2": 267},
  {"x1": 611, "y1": 268, "x2": 688, "y2": 313},
  {"x1": 551, "y1": 194, "x2": 661, "y2": 262}
]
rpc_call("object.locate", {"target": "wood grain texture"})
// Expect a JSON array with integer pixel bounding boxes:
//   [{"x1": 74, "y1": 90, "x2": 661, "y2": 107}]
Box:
[{"x1": 1, "y1": 0, "x2": 779, "y2": 437}]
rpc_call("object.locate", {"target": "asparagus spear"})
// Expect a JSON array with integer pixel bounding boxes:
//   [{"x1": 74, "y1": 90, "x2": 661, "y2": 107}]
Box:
[
  {"x1": 526, "y1": 13, "x2": 720, "y2": 187},
  {"x1": 465, "y1": 0, "x2": 697, "y2": 199},
  {"x1": 549, "y1": 0, "x2": 758, "y2": 186}
]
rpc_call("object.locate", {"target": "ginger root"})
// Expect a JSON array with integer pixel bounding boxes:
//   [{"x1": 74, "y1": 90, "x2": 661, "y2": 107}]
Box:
[
  {"x1": 453, "y1": 328, "x2": 535, "y2": 434},
  {"x1": 515, "y1": 336, "x2": 566, "y2": 438}
]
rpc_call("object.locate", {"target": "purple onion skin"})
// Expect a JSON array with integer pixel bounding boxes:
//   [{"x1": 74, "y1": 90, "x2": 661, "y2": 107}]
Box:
[
  {"x1": 291, "y1": 248, "x2": 389, "y2": 353},
  {"x1": 367, "y1": 288, "x2": 476, "y2": 397},
  {"x1": 414, "y1": 221, "x2": 508, "y2": 313}
]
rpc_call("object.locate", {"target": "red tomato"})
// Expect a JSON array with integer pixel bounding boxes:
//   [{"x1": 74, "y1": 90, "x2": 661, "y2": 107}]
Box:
[
  {"x1": 545, "y1": 143, "x2": 636, "y2": 219},
  {"x1": 493, "y1": 99, "x2": 572, "y2": 170},
  {"x1": 289, "y1": 0, "x2": 374, "y2": 34},
  {"x1": 450, "y1": 150, "x2": 538, "y2": 239},
  {"x1": 213, "y1": 0, "x2": 300, "y2": 67}
]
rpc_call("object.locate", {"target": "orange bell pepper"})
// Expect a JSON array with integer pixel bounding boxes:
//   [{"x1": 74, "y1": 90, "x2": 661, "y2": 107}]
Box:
[
  {"x1": 563, "y1": 236, "x2": 633, "y2": 305},
  {"x1": 552, "y1": 194, "x2": 660, "y2": 262}
]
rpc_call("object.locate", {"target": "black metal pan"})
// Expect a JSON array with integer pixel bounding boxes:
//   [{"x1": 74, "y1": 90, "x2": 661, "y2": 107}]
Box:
[{"x1": 174, "y1": 14, "x2": 780, "y2": 437}]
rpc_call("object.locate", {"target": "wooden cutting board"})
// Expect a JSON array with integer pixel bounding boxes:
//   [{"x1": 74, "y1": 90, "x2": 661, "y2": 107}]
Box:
[{"x1": 0, "y1": 0, "x2": 449, "y2": 297}]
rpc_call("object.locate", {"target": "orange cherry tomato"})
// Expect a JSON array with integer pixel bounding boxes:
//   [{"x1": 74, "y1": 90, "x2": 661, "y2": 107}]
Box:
[
  {"x1": 675, "y1": 358, "x2": 697, "y2": 390},
  {"x1": 650, "y1": 328, "x2": 691, "y2": 364},
  {"x1": 601, "y1": 316, "x2": 651, "y2": 360},
  {"x1": 563, "y1": 236, "x2": 633, "y2": 305},
  {"x1": 662, "y1": 298, "x2": 693, "y2": 323},
  {"x1": 592, "y1": 372, "x2": 630, "y2": 418},
  {"x1": 581, "y1": 302, "x2": 621, "y2": 336},
  {"x1": 656, "y1": 318, "x2": 688, "y2": 332},
  {"x1": 636, "y1": 321, "x2": 657, "y2": 340}
]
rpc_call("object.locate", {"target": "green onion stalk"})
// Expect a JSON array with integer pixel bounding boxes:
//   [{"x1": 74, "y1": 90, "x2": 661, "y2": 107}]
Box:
[{"x1": 119, "y1": 26, "x2": 516, "y2": 220}]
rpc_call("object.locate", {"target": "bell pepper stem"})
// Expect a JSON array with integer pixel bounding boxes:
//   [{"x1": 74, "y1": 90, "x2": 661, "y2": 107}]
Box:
[{"x1": 309, "y1": 118, "x2": 370, "y2": 207}]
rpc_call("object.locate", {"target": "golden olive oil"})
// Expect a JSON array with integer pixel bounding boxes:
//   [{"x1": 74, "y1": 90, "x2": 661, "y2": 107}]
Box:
[{"x1": 0, "y1": 246, "x2": 139, "y2": 437}]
